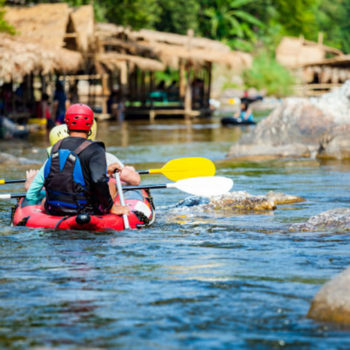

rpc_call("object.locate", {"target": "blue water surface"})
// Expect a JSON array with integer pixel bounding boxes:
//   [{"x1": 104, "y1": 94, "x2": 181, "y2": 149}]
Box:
[{"x1": 0, "y1": 118, "x2": 350, "y2": 349}]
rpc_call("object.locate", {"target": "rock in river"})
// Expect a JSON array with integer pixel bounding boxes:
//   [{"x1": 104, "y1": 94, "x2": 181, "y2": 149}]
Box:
[
  {"x1": 289, "y1": 208, "x2": 350, "y2": 232},
  {"x1": 308, "y1": 266, "x2": 350, "y2": 325},
  {"x1": 0, "y1": 152, "x2": 37, "y2": 165},
  {"x1": 173, "y1": 191, "x2": 304, "y2": 213},
  {"x1": 318, "y1": 124, "x2": 350, "y2": 160}
]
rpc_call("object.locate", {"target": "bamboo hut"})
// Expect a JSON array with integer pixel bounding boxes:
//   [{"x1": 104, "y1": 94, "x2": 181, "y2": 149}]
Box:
[
  {"x1": 297, "y1": 55, "x2": 350, "y2": 96},
  {"x1": 276, "y1": 36, "x2": 348, "y2": 96},
  {"x1": 2, "y1": 3, "x2": 252, "y2": 120},
  {"x1": 1, "y1": 3, "x2": 87, "y2": 119},
  {"x1": 95, "y1": 24, "x2": 252, "y2": 119},
  {"x1": 276, "y1": 36, "x2": 342, "y2": 69}
]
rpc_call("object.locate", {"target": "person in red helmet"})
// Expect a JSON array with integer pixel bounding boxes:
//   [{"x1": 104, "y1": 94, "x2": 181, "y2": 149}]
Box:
[{"x1": 38, "y1": 103, "x2": 134, "y2": 216}]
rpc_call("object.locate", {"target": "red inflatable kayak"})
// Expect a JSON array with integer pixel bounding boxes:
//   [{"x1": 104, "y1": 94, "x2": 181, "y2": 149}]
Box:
[{"x1": 12, "y1": 189, "x2": 155, "y2": 231}]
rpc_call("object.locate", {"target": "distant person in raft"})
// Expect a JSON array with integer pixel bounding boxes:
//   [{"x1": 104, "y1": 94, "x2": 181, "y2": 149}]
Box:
[
  {"x1": 233, "y1": 101, "x2": 254, "y2": 123},
  {"x1": 24, "y1": 104, "x2": 140, "y2": 216}
]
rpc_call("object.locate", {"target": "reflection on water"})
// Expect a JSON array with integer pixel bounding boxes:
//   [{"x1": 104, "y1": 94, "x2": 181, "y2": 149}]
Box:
[
  {"x1": 1, "y1": 117, "x2": 350, "y2": 348},
  {"x1": 99, "y1": 118, "x2": 244, "y2": 147}
]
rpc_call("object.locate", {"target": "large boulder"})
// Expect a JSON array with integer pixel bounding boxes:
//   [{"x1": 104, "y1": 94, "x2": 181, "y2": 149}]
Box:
[
  {"x1": 317, "y1": 124, "x2": 350, "y2": 160},
  {"x1": 227, "y1": 81, "x2": 350, "y2": 160},
  {"x1": 308, "y1": 266, "x2": 350, "y2": 325},
  {"x1": 289, "y1": 208, "x2": 350, "y2": 232}
]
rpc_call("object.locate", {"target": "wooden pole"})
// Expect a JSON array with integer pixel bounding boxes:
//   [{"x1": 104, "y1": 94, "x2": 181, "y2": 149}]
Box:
[
  {"x1": 184, "y1": 29, "x2": 194, "y2": 119},
  {"x1": 133, "y1": 69, "x2": 138, "y2": 102},
  {"x1": 101, "y1": 74, "x2": 109, "y2": 114},
  {"x1": 120, "y1": 61, "x2": 128, "y2": 97},
  {"x1": 207, "y1": 62, "x2": 212, "y2": 109},
  {"x1": 179, "y1": 59, "x2": 186, "y2": 100},
  {"x1": 318, "y1": 32, "x2": 324, "y2": 45},
  {"x1": 149, "y1": 71, "x2": 154, "y2": 93},
  {"x1": 184, "y1": 65, "x2": 192, "y2": 120},
  {"x1": 141, "y1": 71, "x2": 146, "y2": 107}
]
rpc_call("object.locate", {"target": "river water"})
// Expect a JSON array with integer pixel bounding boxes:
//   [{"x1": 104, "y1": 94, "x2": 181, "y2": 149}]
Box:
[{"x1": 1, "y1": 116, "x2": 350, "y2": 349}]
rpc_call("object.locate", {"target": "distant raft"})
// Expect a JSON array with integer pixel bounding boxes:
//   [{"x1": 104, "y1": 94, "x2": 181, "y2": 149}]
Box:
[{"x1": 220, "y1": 116, "x2": 256, "y2": 126}]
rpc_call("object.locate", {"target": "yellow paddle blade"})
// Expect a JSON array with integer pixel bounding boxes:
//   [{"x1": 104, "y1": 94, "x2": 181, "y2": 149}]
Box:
[
  {"x1": 0, "y1": 179, "x2": 4, "y2": 185},
  {"x1": 149, "y1": 157, "x2": 216, "y2": 181}
]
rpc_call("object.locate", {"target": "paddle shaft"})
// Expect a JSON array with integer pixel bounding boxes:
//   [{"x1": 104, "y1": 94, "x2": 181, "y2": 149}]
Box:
[
  {"x1": 115, "y1": 172, "x2": 130, "y2": 229},
  {"x1": 1, "y1": 170, "x2": 161, "y2": 183},
  {"x1": 0, "y1": 173, "x2": 152, "y2": 184},
  {"x1": 0, "y1": 179, "x2": 26, "y2": 185},
  {"x1": 0, "y1": 176, "x2": 166, "y2": 185},
  {"x1": 0, "y1": 184, "x2": 167, "y2": 199}
]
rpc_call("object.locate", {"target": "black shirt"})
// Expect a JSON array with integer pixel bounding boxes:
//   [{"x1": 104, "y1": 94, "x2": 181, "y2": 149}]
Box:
[{"x1": 58, "y1": 137, "x2": 113, "y2": 214}]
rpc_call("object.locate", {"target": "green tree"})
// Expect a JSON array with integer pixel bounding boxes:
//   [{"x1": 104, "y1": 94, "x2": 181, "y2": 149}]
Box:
[
  {"x1": 0, "y1": 0, "x2": 15, "y2": 34},
  {"x1": 272, "y1": 0, "x2": 318, "y2": 37},
  {"x1": 337, "y1": 0, "x2": 350, "y2": 53},
  {"x1": 199, "y1": 0, "x2": 263, "y2": 50},
  {"x1": 155, "y1": 0, "x2": 199, "y2": 34},
  {"x1": 243, "y1": 52, "x2": 295, "y2": 97},
  {"x1": 97, "y1": 0, "x2": 161, "y2": 29},
  {"x1": 315, "y1": 0, "x2": 350, "y2": 53},
  {"x1": 243, "y1": 0, "x2": 320, "y2": 47}
]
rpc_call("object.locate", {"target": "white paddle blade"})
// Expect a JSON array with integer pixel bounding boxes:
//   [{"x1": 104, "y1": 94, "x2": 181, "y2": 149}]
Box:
[
  {"x1": 0, "y1": 194, "x2": 11, "y2": 199},
  {"x1": 170, "y1": 176, "x2": 233, "y2": 197}
]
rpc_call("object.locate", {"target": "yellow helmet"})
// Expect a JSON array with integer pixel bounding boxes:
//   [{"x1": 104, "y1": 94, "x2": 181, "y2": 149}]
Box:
[
  {"x1": 49, "y1": 120, "x2": 97, "y2": 146},
  {"x1": 90, "y1": 119, "x2": 97, "y2": 141},
  {"x1": 49, "y1": 124, "x2": 69, "y2": 146}
]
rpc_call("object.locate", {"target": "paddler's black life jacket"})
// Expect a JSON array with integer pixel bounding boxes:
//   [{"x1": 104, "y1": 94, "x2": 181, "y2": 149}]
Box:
[{"x1": 43, "y1": 139, "x2": 93, "y2": 216}]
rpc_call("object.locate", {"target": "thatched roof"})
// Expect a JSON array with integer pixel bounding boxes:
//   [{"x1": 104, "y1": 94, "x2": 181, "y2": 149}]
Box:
[
  {"x1": 127, "y1": 28, "x2": 252, "y2": 69},
  {"x1": 98, "y1": 37, "x2": 155, "y2": 57},
  {"x1": 129, "y1": 29, "x2": 230, "y2": 53},
  {"x1": 0, "y1": 33, "x2": 82, "y2": 83},
  {"x1": 276, "y1": 36, "x2": 343, "y2": 69},
  {"x1": 1, "y1": 4, "x2": 83, "y2": 81},
  {"x1": 4, "y1": 3, "x2": 70, "y2": 49},
  {"x1": 96, "y1": 53, "x2": 165, "y2": 73},
  {"x1": 95, "y1": 24, "x2": 252, "y2": 70},
  {"x1": 136, "y1": 41, "x2": 252, "y2": 70},
  {"x1": 95, "y1": 23, "x2": 128, "y2": 41},
  {"x1": 70, "y1": 5, "x2": 94, "y2": 52}
]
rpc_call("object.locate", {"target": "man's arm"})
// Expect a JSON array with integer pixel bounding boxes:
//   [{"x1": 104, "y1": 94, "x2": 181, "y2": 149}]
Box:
[
  {"x1": 25, "y1": 164, "x2": 46, "y2": 203},
  {"x1": 107, "y1": 163, "x2": 141, "y2": 185}
]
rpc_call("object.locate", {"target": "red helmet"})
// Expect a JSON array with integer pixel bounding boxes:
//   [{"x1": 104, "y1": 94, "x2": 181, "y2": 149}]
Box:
[{"x1": 65, "y1": 104, "x2": 94, "y2": 131}]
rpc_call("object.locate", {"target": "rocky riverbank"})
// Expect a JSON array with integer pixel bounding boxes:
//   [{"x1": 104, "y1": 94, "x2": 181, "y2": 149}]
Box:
[{"x1": 227, "y1": 81, "x2": 350, "y2": 161}]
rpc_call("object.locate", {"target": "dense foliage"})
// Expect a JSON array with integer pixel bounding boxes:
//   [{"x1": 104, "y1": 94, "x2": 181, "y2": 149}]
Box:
[
  {"x1": 2, "y1": 0, "x2": 349, "y2": 53},
  {"x1": 243, "y1": 53, "x2": 295, "y2": 97}
]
